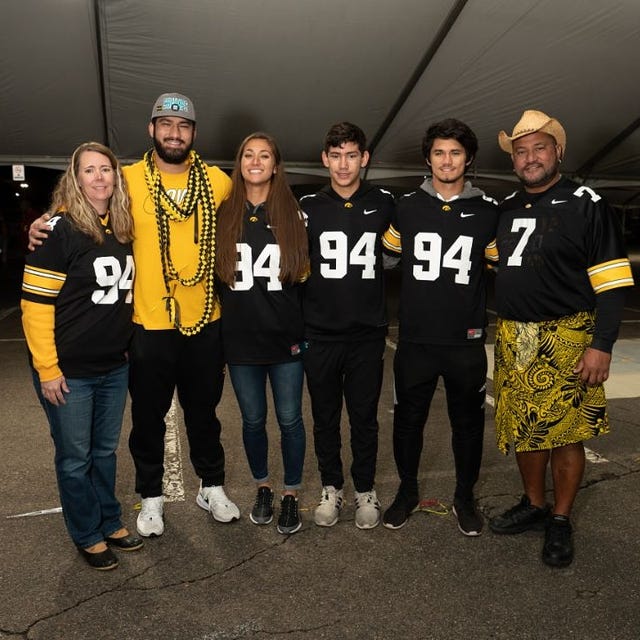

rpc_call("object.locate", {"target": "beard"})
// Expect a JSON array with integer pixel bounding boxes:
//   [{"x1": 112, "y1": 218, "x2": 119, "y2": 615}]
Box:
[
  {"x1": 518, "y1": 160, "x2": 560, "y2": 189},
  {"x1": 436, "y1": 172, "x2": 464, "y2": 184},
  {"x1": 153, "y1": 136, "x2": 193, "y2": 165}
]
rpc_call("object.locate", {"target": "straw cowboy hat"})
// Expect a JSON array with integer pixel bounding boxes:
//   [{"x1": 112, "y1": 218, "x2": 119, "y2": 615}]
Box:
[{"x1": 498, "y1": 109, "x2": 566, "y2": 154}]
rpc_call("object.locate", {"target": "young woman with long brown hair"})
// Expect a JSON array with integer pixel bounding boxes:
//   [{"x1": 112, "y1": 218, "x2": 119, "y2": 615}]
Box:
[{"x1": 216, "y1": 133, "x2": 309, "y2": 534}]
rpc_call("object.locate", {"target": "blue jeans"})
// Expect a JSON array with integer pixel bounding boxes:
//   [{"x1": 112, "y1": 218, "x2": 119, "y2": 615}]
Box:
[
  {"x1": 33, "y1": 364, "x2": 129, "y2": 548},
  {"x1": 228, "y1": 361, "x2": 305, "y2": 490}
]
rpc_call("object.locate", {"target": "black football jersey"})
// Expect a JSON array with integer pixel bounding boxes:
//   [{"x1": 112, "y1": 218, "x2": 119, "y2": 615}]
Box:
[
  {"x1": 300, "y1": 182, "x2": 394, "y2": 340},
  {"x1": 495, "y1": 177, "x2": 633, "y2": 321},
  {"x1": 22, "y1": 215, "x2": 134, "y2": 377},
  {"x1": 382, "y1": 187, "x2": 499, "y2": 344},
  {"x1": 219, "y1": 203, "x2": 305, "y2": 364}
]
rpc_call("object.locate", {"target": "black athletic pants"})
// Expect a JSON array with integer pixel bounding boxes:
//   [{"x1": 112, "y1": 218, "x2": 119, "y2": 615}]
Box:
[
  {"x1": 304, "y1": 337, "x2": 385, "y2": 493},
  {"x1": 392, "y1": 341, "x2": 486, "y2": 501},
  {"x1": 128, "y1": 321, "x2": 226, "y2": 498}
]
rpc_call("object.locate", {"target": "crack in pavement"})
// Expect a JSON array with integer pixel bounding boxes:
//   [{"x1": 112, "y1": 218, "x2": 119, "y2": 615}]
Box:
[
  {"x1": 7, "y1": 466, "x2": 638, "y2": 637},
  {"x1": 482, "y1": 462, "x2": 640, "y2": 506},
  {"x1": 10, "y1": 539, "x2": 292, "y2": 637}
]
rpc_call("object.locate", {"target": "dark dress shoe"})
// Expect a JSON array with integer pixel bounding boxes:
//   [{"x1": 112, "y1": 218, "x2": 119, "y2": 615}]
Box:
[
  {"x1": 106, "y1": 532, "x2": 144, "y2": 551},
  {"x1": 489, "y1": 494, "x2": 550, "y2": 535},
  {"x1": 542, "y1": 515, "x2": 574, "y2": 568},
  {"x1": 78, "y1": 546, "x2": 119, "y2": 570}
]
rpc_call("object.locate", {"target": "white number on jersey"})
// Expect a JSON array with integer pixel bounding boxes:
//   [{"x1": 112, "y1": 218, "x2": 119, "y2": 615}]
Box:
[
  {"x1": 573, "y1": 185, "x2": 601, "y2": 203},
  {"x1": 413, "y1": 233, "x2": 473, "y2": 285},
  {"x1": 232, "y1": 243, "x2": 282, "y2": 291},
  {"x1": 91, "y1": 255, "x2": 134, "y2": 304},
  {"x1": 506, "y1": 218, "x2": 536, "y2": 267},
  {"x1": 319, "y1": 231, "x2": 376, "y2": 279}
]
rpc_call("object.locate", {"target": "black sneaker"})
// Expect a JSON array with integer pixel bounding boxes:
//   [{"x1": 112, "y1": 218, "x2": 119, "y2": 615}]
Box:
[
  {"x1": 382, "y1": 493, "x2": 419, "y2": 530},
  {"x1": 489, "y1": 495, "x2": 550, "y2": 535},
  {"x1": 277, "y1": 495, "x2": 302, "y2": 535},
  {"x1": 250, "y1": 487, "x2": 274, "y2": 525},
  {"x1": 452, "y1": 498, "x2": 484, "y2": 536},
  {"x1": 542, "y1": 515, "x2": 574, "y2": 568}
]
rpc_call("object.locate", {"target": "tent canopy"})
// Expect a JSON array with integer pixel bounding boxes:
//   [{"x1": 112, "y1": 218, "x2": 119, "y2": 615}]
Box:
[{"x1": 2, "y1": 0, "x2": 639, "y2": 205}]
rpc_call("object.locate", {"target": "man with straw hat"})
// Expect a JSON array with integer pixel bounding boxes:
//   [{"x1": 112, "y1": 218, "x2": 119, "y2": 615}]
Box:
[{"x1": 489, "y1": 109, "x2": 634, "y2": 567}]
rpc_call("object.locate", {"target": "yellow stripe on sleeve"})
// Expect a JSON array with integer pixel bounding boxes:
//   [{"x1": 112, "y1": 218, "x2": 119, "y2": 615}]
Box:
[
  {"x1": 485, "y1": 238, "x2": 499, "y2": 263},
  {"x1": 22, "y1": 265, "x2": 66, "y2": 299},
  {"x1": 382, "y1": 224, "x2": 402, "y2": 254},
  {"x1": 588, "y1": 258, "x2": 635, "y2": 294}
]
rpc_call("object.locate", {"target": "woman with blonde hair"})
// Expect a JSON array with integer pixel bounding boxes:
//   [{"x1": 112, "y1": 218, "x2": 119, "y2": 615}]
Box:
[
  {"x1": 216, "y1": 132, "x2": 308, "y2": 534},
  {"x1": 22, "y1": 142, "x2": 142, "y2": 570}
]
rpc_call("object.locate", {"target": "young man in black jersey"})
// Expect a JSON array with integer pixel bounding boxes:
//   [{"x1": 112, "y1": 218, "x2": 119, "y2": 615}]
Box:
[
  {"x1": 489, "y1": 110, "x2": 634, "y2": 567},
  {"x1": 381, "y1": 119, "x2": 499, "y2": 535},
  {"x1": 300, "y1": 122, "x2": 395, "y2": 529}
]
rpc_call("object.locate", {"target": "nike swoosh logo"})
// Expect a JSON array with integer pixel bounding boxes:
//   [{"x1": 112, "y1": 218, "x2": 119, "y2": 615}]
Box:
[
  {"x1": 460, "y1": 212, "x2": 475, "y2": 218},
  {"x1": 363, "y1": 209, "x2": 377, "y2": 215},
  {"x1": 551, "y1": 199, "x2": 568, "y2": 204}
]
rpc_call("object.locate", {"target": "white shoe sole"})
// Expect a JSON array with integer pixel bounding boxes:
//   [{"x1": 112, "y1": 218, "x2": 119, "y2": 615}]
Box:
[
  {"x1": 452, "y1": 505, "x2": 483, "y2": 537},
  {"x1": 382, "y1": 517, "x2": 409, "y2": 530},
  {"x1": 313, "y1": 510, "x2": 340, "y2": 527},
  {"x1": 249, "y1": 513, "x2": 273, "y2": 525},
  {"x1": 277, "y1": 521, "x2": 303, "y2": 535},
  {"x1": 137, "y1": 527, "x2": 164, "y2": 538},
  {"x1": 356, "y1": 517, "x2": 380, "y2": 530},
  {"x1": 136, "y1": 519, "x2": 164, "y2": 537}
]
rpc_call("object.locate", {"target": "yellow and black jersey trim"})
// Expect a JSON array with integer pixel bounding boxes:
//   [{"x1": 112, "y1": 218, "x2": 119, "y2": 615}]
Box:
[
  {"x1": 22, "y1": 265, "x2": 66, "y2": 300},
  {"x1": 485, "y1": 239, "x2": 499, "y2": 264},
  {"x1": 382, "y1": 224, "x2": 402, "y2": 253},
  {"x1": 588, "y1": 258, "x2": 634, "y2": 293}
]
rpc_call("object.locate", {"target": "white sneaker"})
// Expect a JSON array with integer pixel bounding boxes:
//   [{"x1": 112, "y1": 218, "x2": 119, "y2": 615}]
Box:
[
  {"x1": 196, "y1": 484, "x2": 240, "y2": 523},
  {"x1": 314, "y1": 486, "x2": 344, "y2": 527},
  {"x1": 354, "y1": 489, "x2": 381, "y2": 529},
  {"x1": 137, "y1": 496, "x2": 165, "y2": 537}
]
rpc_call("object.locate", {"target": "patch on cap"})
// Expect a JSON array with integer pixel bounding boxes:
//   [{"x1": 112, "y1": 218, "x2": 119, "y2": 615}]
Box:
[{"x1": 151, "y1": 93, "x2": 196, "y2": 122}]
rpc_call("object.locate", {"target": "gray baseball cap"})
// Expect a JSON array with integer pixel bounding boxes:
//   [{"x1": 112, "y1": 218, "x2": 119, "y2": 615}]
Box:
[{"x1": 150, "y1": 93, "x2": 196, "y2": 122}]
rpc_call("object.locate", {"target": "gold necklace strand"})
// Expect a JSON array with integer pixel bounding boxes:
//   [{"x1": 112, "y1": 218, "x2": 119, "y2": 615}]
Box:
[{"x1": 143, "y1": 149, "x2": 218, "y2": 336}]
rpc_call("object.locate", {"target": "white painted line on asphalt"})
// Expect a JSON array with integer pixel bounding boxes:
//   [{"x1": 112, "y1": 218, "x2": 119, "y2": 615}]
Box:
[
  {"x1": 163, "y1": 394, "x2": 185, "y2": 502},
  {"x1": 585, "y1": 447, "x2": 609, "y2": 463},
  {"x1": 7, "y1": 506, "x2": 62, "y2": 518}
]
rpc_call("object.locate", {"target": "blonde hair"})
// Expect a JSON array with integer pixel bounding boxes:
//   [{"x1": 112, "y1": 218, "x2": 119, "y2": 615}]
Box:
[{"x1": 48, "y1": 142, "x2": 132, "y2": 244}]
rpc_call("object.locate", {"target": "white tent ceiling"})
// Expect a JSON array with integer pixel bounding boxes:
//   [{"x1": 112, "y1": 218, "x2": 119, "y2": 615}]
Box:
[{"x1": 2, "y1": 0, "x2": 639, "y2": 206}]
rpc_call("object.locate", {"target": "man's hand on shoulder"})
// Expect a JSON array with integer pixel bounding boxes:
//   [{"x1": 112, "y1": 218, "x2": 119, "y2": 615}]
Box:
[
  {"x1": 28, "y1": 213, "x2": 52, "y2": 251},
  {"x1": 574, "y1": 347, "x2": 611, "y2": 386}
]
